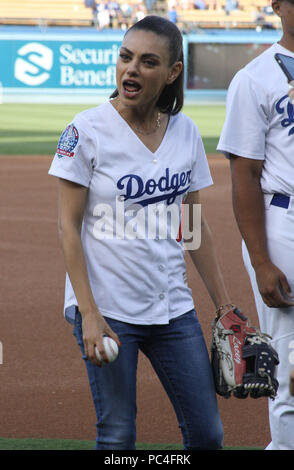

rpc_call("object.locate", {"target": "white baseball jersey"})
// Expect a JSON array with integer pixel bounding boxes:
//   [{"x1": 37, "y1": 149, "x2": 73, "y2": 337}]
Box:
[
  {"x1": 217, "y1": 43, "x2": 294, "y2": 450},
  {"x1": 49, "y1": 101, "x2": 213, "y2": 325},
  {"x1": 217, "y1": 42, "x2": 294, "y2": 196}
]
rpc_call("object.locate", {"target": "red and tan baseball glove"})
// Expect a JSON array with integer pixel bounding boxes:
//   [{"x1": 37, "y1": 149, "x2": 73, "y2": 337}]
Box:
[{"x1": 211, "y1": 305, "x2": 279, "y2": 399}]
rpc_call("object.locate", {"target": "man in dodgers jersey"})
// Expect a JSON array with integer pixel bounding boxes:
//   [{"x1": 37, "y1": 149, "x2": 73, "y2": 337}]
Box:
[{"x1": 217, "y1": 0, "x2": 294, "y2": 450}]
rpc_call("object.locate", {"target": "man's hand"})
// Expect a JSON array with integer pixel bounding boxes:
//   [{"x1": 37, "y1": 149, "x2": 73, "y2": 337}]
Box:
[{"x1": 254, "y1": 260, "x2": 294, "y2": 308}]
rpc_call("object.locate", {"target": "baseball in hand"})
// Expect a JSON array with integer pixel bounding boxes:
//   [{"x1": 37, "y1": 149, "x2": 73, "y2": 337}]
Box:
[{"x1": 95, "y1": 337, "x2": 119, "y2": 364}]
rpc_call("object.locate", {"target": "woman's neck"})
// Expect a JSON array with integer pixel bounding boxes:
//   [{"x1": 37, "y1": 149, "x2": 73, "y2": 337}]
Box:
[{"x1": 111, "y1": 97, "x2": 160, "y2": 130}]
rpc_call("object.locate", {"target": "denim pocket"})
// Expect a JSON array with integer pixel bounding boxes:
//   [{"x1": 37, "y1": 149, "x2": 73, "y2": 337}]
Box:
[{"x1": 64, "y1": 305, "x2": 76, "y2": 325}]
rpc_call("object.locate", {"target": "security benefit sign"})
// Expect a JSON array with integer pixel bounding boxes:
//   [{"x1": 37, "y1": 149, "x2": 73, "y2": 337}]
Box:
[{"x1": 1, "y1": 38, "x2": 121, "y2": 90}]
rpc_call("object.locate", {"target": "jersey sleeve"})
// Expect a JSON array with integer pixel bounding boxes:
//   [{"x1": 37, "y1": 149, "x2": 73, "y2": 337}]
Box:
[
  {"x1": 48, "y1": 115, "x2": 98, "y2": 187},
  {"x1": 217, "y1": 69, "x2": 269, "y2": 160},
  {"x1": 189, "y1": 128, "x2": 213, "y2": 192}
]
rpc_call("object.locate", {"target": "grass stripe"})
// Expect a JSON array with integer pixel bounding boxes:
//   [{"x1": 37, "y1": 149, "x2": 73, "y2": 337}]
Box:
[
  {"x1": 0, "y1": 438, "x2": 182, "y2": 450},
  {"x1": 0, "y1": 103, "x2": 225, "y2": 156},
  {"x1": 0, "y1": 437, "x2": 262, "y2": 450}
]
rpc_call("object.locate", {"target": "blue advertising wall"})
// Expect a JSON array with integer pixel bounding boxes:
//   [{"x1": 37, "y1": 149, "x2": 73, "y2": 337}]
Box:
[
  {"x1": 4, "y1": 39, "x2": 120, "y2": 88},
  {"x1": 0, "y1": 27, "x2": 124, "y2": 102},
  {"x1": 0, "y1": 26, "x2": 282, "y2": 104}
]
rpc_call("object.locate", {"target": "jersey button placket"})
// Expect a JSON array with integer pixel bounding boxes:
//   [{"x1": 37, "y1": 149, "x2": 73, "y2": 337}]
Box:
[
  {"x1": 158, "y1": 263, "x2": 166, "y2": 301},
  {"x1": 151, "y1": 242, "x2": 169, "y2": 322}
]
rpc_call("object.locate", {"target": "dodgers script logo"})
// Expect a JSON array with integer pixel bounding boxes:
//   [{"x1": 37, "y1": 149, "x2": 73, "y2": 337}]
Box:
[
  {"x1": 57, "y1": 124, "x2": 79, "y2": 158},
  {"x1": 276, "y1": 95, "x2": 294, "y2": 136},
  {"x1": 117, "y1": 168, "x2": 191, "y2": 206}
]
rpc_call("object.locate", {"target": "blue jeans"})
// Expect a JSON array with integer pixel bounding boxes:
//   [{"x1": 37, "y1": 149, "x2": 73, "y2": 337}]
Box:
[{"x1": 71, "y1": 308, "x2": 223, "y2": 450}]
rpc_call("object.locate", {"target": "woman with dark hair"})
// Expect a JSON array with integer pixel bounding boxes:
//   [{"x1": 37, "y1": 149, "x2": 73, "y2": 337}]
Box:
[
  {"x1": 109, "y1": 14, "x2": 184, "y2": 114},
  {"x1": 49, "y1": 15, "x2": 230, "y2": 450}
]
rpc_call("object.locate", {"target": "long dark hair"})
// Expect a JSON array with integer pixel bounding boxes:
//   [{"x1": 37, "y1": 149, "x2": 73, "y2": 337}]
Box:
[{"x1": 110, "y1": 15, "x2": 184, "y2": 115}]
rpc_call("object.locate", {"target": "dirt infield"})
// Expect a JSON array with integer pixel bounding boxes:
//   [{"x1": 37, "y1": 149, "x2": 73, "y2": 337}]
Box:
[{"x1": 0, "y1": 154, "x2": 270, "y2": 448}]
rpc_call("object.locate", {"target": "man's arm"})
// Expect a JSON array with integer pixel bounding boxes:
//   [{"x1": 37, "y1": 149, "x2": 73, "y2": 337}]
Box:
[{"x1": 230, "y1": 155, "x2": 294, "y2": 308}]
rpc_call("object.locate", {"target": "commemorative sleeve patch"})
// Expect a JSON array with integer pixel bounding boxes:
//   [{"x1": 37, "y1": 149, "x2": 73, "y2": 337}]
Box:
[{"x1": 56, "y1": 124, "x2": 79, "y2": 158}]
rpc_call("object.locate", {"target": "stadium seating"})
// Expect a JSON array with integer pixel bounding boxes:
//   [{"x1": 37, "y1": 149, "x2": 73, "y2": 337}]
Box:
[
  {"x1": 0, "y1": 0, "x2": 281, "y2": 29},
  {"x1": 238, "y1": 0, "x2": 270, "y2": 9},
  {"x1": 177, "y1": 9, "x2": 278, "y2": 29},
  {"x1": 176, "y1": 1, "x2": 281, "y2": 30},
  {"x1": 0, "y1": 0, "x2": 93, "y2": 26},
  {"x1": 204, "y1": 0, "x2": 271, "y2": 9}
]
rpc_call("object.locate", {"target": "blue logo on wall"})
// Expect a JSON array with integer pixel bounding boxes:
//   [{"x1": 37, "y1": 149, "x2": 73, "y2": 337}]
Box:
[{"x1": 276, "y1": 95, "x2": 294, "y2": 136}]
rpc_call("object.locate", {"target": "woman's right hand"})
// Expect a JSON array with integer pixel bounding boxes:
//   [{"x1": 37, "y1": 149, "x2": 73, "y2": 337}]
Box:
[{"x1": 81, "y1": 310, "x2": 121, "y2": 366}]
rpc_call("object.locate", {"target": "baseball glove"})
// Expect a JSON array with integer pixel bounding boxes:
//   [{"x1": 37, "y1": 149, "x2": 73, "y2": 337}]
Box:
[{"x1": 211, "y1": 305, "x2": 279, "y2": 399}]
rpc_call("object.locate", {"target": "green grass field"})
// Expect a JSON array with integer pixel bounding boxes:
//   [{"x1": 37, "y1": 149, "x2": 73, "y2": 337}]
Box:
[
  {"x1": 0, "y1": 103, "x2": 226, "y2": 156},
  {"x1": 0, "y1": 438, "x2": 183, "y2": 451},
  {"x1": 0, "y1": 438, "x2": 260, "y2": 450}
]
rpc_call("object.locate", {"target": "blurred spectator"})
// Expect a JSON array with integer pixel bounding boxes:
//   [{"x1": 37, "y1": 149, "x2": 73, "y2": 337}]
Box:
[
  {"x1": 84, "y1": 0, "x2": 99, "y2": 26},
  {"x1": 84, "y1": 0, "x2": 148, "y2": 30},
  {"x1": 225, "y1": 0, "x2": 238, "y2": 15},
  {"x1": 106, "y1": 0, "x2": 120, "y2": 27},
  {"x1": 134, "y1": 3, "x2": 146, "y2": 22},
  {"x1": 96, "y1": 1, "x2": 111, "y2": 29},
  {"x1": 206, "y1": 0, "x2": 217, "y2": 9},
  {"x1": 108, "y1": 0, "x2": 120, "y2": 8},
  {"x1": 145, "y1": 0, "x2": 156, "y2": 11},
  {"x1": 168, "y1": 5, "x2": 178, "y2": 23},
  {"x1": 254, "y1": 5, "x2": 275, "y2": 31},
  {"x1": 264, "y1": 4, "x2": 274, "y2": 15},
  {"x1": 254, "y1": 6, "x2": 266, "y2": 31},
  {"x1": 194, "y1": 0, "x2": 206, "y2": 9},
  {"x1": 120, "y1": 1, "x2": 133, "y2": 16}
]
